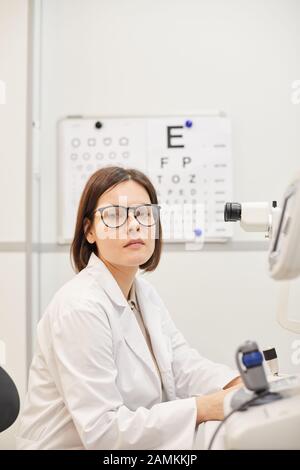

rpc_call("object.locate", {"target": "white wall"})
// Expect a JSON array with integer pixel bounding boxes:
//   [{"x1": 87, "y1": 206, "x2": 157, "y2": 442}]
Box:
[
  {"x1": 37, "y1": 0, "x2": 300, "y2": 375},
  {"x1": 0, "y1": 0, "x2": 29, "y2": 449},
  {"x1": 38, "y1": 0, "x2": 300, "y2": 244}
]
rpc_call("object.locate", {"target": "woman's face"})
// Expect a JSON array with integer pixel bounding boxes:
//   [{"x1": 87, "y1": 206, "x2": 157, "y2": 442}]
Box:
[{"x1": 86, "y1": 180, "x2": 158, "y2": 268}]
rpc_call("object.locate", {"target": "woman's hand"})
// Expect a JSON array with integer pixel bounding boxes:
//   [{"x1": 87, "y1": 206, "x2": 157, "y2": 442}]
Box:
[{"x1": 195, "y1": 384, "x2": 242, "y2": 424}]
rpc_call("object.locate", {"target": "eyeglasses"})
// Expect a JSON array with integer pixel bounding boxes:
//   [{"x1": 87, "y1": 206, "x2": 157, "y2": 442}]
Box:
[{"x1": 93, "y1": 204, "x2": 161, "y2": 228}]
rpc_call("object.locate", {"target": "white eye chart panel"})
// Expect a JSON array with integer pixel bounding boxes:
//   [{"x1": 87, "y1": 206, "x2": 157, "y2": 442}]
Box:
[{"x1": 57, "y1": 115, "x2": 233, "y2": 244}]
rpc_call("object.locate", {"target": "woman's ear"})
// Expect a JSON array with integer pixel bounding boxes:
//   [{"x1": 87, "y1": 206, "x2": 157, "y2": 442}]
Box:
[{"x1": 84, "y1": 218, "x2": 96, "y2": 244}]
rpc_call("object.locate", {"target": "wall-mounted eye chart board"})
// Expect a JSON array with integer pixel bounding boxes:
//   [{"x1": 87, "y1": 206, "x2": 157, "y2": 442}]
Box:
[{"x1": 57, "y1": 114, "x2": 233, "y2": 244}]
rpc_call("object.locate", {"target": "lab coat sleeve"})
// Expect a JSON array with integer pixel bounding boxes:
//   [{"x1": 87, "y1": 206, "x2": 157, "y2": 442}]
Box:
[
  {"x1": 50, "y1": 303, "x2": 197, "y2": 450},
  {"x1": 158, "y1": 300, "x2": 239, "y2": 397}
]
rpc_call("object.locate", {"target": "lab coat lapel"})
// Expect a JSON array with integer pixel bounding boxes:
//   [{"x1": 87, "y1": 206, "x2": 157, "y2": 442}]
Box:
[
  {"x1": 118, "y1": 276, "x2": 173, "y2": 392},
  {"x1": 135, "y1": 278, "x2": 171, "y2": 374},
  {"x1": 119, "y1": 306, "x2": 162, "y2": 387},
  {"x1": 135, "y1": 278, "x2": 176, "y2": 400},
  {"x1": 87, "y1": 252, "x2": 128, "y2": 307}
]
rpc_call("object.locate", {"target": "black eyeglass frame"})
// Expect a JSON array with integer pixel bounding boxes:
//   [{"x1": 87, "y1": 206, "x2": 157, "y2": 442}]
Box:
[{"x1": 92, "y1": 204, "x2": 161, "y2": 228}]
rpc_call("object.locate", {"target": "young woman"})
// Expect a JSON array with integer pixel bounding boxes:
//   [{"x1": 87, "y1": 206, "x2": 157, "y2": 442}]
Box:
[{"x1": 17, "y1": 166, "x2": 240, "y2": 450}]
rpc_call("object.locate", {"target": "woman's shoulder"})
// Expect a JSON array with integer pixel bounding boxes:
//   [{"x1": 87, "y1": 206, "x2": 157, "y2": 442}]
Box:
[{"x1": 43, "y1": 268, "x2": 108, "y2": 321}]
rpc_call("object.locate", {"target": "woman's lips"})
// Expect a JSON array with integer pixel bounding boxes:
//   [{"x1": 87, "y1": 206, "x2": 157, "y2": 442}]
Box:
[
  {"x1": 125, "y1": 243, "x2": 145, "y2": 249},
  {"x1": 124, "y1": 240, "x2": 145, "y2": 248}
]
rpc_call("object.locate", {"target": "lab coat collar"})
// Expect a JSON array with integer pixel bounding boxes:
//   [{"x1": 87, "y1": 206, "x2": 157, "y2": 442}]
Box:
[
  {"x1": 86, "y1": 252, "x2": 129, "y2": 307},
  {"x1": 86, "y1": 252, "x2": 156, "y2": 313},
  {"x1": 86, "y1": 252, "x2": 172, "y2": 395}
]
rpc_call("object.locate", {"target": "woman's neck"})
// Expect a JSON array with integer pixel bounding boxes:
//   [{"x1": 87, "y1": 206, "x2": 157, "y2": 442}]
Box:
[{"x1": 100, "y1": 257, "x2": 138, "y2": 300}]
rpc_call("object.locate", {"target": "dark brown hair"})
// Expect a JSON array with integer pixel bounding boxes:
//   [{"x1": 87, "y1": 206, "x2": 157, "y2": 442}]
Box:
[{"x1": 71, "y1": 166, "x2": 162, "y2": 273}]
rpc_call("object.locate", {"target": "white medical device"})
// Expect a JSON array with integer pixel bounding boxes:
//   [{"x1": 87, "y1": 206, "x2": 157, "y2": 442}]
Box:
[
  {"x1": 269, "y1": 175, "x2": 300, "y2": 281},
  {"x1": 219, "y1": 173, "x2": 300, "y2": 450},
  {"x1": 224, "y1": 200, "x2": 281, "y2": 238}
]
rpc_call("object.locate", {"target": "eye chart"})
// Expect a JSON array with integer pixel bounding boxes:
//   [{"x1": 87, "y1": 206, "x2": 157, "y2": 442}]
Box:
[{"x1": 57, "y1": 115, "x2": 233, "y2": 244}]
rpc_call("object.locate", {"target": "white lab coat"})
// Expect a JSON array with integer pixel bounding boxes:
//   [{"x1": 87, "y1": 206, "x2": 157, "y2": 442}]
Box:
[{"x1": 17, "y1": 252, "x2": 238, "y2": 450}]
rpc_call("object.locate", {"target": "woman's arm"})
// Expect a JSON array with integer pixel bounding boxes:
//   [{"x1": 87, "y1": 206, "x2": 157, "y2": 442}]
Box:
[
  {"x1": 162, "y1": 313, "x2": 240, "y2": 397},
  {"x1": 195, "y1": 378, "x2": 243, "y2": 424},
  {"x1": 223, "y1": 375, "x2": 243, "y2": 389},
  {"x1": 50, "y1": 304, "x2": 198, "y2": 450},
  {"x1": 195, "y1": 385, "x2": 241, "y2": 424}
]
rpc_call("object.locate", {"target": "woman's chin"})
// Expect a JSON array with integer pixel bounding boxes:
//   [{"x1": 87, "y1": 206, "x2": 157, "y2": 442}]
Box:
[{"x1": 122, "y1": 253, "x2": 150, "y2": 267}]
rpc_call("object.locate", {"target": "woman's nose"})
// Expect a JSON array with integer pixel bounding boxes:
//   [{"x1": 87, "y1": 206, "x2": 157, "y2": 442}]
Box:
[{"x1": 127, "y1": 212, "x2": 140, "y2": 231}]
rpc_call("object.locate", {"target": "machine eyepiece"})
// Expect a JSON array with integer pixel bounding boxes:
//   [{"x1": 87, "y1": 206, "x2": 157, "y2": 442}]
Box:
[{"x1": 224, "y1": 202, "x2": 242, "y2": 222}]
